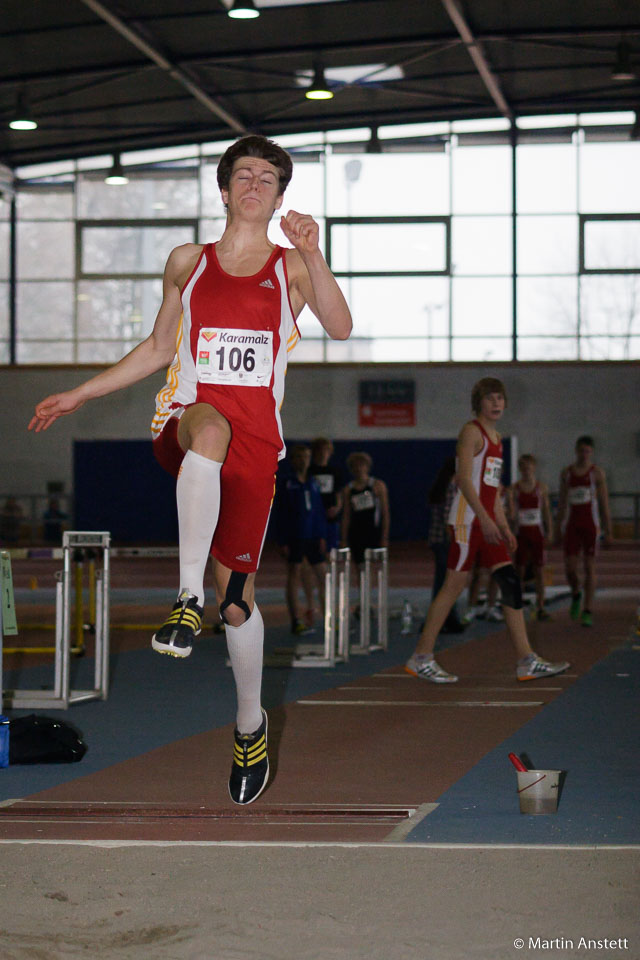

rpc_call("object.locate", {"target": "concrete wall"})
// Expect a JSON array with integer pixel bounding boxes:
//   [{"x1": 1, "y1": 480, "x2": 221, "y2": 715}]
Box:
[{"x1": 2, "y1": 361, "x2": 639, "y2": 497}]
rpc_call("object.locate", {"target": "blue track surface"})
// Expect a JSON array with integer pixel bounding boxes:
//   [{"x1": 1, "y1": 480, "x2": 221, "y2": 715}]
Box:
[
  {"x1": 0, "y1": 621, "x2": 421, "y2": 799},
  {"x1": 406, "y1": 645, "x2": 640, "y2": 845}
]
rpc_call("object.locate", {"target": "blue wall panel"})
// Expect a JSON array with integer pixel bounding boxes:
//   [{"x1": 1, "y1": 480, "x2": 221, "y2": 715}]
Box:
[{"x1": 74, "y1": 437, "x2": 513, "y2": 544}]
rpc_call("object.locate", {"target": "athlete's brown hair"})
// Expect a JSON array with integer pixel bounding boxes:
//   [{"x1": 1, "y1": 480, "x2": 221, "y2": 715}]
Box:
[
  {"x1": 216, "y1": 135, "x2": 293, "y2": 195},
  {"x1": 518, "y1": 453, "x2": 536, "y2": 468},
  {"x1": 346, "y1": 451, "x2": 373, "y2": 473},
  {"x1": 471, "y1": 377, "x2": 507, "y2": 414},
  {"x1": 311, "y1": 436, "x2": 334, "y2": 457}
]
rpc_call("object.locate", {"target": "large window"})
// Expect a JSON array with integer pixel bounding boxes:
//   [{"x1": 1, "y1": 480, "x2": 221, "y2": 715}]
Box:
[{"x1": 7, "y1": 115, "x2": 640, "y2": 364}]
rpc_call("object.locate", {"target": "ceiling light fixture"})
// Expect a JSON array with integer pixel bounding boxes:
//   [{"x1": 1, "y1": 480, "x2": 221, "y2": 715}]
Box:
[
  {"x1": 611, "y1": 41, "x2": 635, "y2": 82},
  {"x1": 305, "y1": 62, "x2": 334, "y2": 101},
  {"x1": 104, "y1": 153, "x2": 129, "y2": 185},
  {"x1": 9, "y1": 93, "x2": 38, "y2": 131},
  {"x1": 228, "y1": 0, "x2": 260, "y2": 19}
]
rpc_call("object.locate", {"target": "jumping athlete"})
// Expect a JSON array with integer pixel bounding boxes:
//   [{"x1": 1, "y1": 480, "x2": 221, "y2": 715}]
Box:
[
  {"x1": 508, "y1": 454, "x2": 553, "y2": 620},
  {"x1": 405, "y1": 377, "x2": 569, "y2": 684},
  {"x1": 28, "y1": 135, "x2": 352, "y2": 805},
  {"x1": 556, "y1": 435, "x2": 612, "y2": 627}
]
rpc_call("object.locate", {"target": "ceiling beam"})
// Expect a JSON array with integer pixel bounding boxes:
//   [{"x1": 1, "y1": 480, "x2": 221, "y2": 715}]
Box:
[
  {"x1": 78, "y1": 0, "x2": 247, "y2": 135},
  {"x1": 440, "y1": 0, "x2": 513, "y2": 120}
]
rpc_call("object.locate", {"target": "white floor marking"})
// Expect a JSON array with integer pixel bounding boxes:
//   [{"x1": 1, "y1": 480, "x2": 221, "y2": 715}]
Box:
[
  {"x1": 372, "y1": 674, "x2": 571, "y2": 685},
  {"x1": 0, "y1": 839, "x2": 637, "y2": 850},
  {"x1": 296, "y1": 700, "x2": 544, "y2": 707},
  {"x1": 383, "y1": 803, "x2": 439, "y2": 842},
  {"x1": 372, "y1": 678, "x2": 563, "y2": 690}
]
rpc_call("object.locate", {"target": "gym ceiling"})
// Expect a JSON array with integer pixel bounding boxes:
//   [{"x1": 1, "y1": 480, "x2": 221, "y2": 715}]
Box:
[{"x1": 1, "y1": 0, "x2": 639, "y2": 168}]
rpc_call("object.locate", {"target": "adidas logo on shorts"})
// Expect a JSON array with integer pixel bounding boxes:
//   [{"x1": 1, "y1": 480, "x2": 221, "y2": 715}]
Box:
[
  {"x1": 235, "y1": 552, "x2": 252, "y2": 562},
  {"x1": 259, "y1": 278, "x2": 275, "y2": 289}
]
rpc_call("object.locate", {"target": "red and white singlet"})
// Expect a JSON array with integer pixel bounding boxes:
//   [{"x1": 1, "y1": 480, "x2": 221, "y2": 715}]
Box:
[
  {"x1": 563, "y1": 465, "x2": 600, "y2": 558},
  {"x1": 514, "y1": 483, "x2": 546, "y2": 568},
  {"x1": 514, "y1": 483, "x2": 544, "y2": 535},
  {"x1": 447, "y1": 420, "x2": 510, "y2": 572},
  {"x1": 565, "y1": 465, "x2": 600, "y2": 529},
  {"x1": 448, "y1": 420, "x2": 503, "y2": 529},
  {"x1": 151, "y1": 242, "x2": 300, "y2": 457}
]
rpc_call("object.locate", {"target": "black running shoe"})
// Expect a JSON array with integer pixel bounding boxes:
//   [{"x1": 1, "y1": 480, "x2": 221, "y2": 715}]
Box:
[
  {"x1": 151, "y1": 591, "x2": 203, "y2": 658},
  {"x1": 228, "y1": 709, "x2": 269, "y2": 805}
]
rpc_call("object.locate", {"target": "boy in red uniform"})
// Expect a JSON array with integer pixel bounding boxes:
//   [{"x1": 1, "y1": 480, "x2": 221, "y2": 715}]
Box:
[
  {"x1": 508, "y1": 454, "x2": 553, "y2": 620},
  {"x1": 28, "y1": 135, "x2": 352, "y2": 804},
  {"x1": 405, "y1": 378, "x2": 569, "y2": 683},
  {"x1": 556, "y1": 435, "x2": 612, "y2": 627}
]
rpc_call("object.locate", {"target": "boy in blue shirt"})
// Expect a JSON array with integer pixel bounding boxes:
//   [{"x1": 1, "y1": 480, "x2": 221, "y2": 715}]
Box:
[{"x1": 275, "y1": 444, "x2": 328, "y2": 634}]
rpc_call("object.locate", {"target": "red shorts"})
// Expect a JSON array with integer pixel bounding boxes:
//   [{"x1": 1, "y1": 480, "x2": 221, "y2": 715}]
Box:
[
  {"x1": 153, "y1": 415, "x2": 278, "y2": 573},
  {"x1": 447, "y1": 522, "x2": 511, "y2": 573},
  {"x1": 516, "y1": 527, "x2": 546, "y2": 568},
  {"x1": 563, "y1": 521, "x2": 599, "y2": 558}
]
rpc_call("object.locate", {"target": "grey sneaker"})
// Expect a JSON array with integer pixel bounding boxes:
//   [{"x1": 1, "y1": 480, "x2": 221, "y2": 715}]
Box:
[
  {"x1": 516, "y1": 653, "x2": 570, "y2": 682},
  {"x1": 404, "y1": 655, "x2": 458, "y2": 683}
]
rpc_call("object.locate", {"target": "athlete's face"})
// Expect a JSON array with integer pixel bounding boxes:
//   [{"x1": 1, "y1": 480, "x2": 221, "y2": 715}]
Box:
[
  {"x1": 313, "y1": 443, "x2": 332, "y2": 466},
  {"x1": 222, "y1": 157, "x2": 283, "y2": 220},
  {"x1": 575, "y1": 443, "x2": 593, "y2": 466},
  {"x1": 291, "y1": 448, "x2": 311, "y2": 475},
  {"x1": 350, "y1": 459, "x2": 370, "y2": 482},
  {"x1": 479, "y1": 392, "x2": 505, "y2": 421},
  {"x1": 519, "y1": 459, "x2": 536, "y2": 483}
]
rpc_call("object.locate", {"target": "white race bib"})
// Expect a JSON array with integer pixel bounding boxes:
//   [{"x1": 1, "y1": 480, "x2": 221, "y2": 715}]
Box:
[
  {"x1": 196, "y1": 328, "x2": 273, "y2": 387},
  {"x1": 519, "y1": 508, "x2": 541, "y2": 527},
  {"x1": 314, "y1": 473, "x2": 335, "y2": 495},
  {"x1": 483, "y1": 456, "x2": 502, "y2": 488},
  {"x1": 352, "y1": 490, "x2": 375, "y2": 512},
  {"x1": 568, "y1": 486, "x2": 591, "y2": 505}
]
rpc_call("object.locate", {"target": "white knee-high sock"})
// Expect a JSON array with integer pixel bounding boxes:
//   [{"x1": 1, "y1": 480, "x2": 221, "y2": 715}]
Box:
[
  {"x1": 176, "y1": 450, "x2": 222, "y2": 607},
  {"x1": 225, "y1": 605, "x2": 264, "y2": 734}
]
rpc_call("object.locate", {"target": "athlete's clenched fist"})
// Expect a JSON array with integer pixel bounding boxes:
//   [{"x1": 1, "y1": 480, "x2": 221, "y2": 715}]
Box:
[{"x1": 280, "y1": 210, "x2": 320, "y2": 255}]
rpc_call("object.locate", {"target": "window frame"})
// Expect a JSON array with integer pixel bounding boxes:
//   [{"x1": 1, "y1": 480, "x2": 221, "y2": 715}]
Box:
[
  {"x1": 579, "y1": 214, "x2": 640, "y2": 275},
  {"x1": 325, "y1": 215, "x2": 451, "y2": 278}
]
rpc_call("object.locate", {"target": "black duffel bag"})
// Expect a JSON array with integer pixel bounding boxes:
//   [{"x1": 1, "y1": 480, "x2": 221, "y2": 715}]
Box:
[{"x1": 8, "y1": 714, "x2": 87, "y2": 764}]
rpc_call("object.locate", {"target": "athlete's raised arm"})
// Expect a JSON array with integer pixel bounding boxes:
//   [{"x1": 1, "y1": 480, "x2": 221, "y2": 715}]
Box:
[
  {"x1": 281, "y1": 210, "x2": 352, "y2": 340},
  {"x1": 28, "y1": 245, "x2": 196, "y2": 433}
]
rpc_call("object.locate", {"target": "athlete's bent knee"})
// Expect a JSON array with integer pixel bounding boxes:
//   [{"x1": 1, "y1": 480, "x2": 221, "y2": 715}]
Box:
[
  {"x1": 491, "y1": 564, "x2": 523, "y2": 610},
  {"x1": 220, "y1": 570, "x2": 251, "y2": 625}
]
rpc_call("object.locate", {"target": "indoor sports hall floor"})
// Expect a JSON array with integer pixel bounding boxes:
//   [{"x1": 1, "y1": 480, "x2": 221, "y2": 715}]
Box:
[{"x1": 1, "y1": 542, "x2": 638, "y2": 960}]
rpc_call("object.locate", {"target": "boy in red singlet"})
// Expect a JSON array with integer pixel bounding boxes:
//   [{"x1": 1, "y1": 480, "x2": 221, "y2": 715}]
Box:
[
  {"x1": 405, "y1": 378, "x2": 569, "y2": 684},
  {"x1": 556, "y1": 435, "x2": 612, "y2": 627},
  {"x1": 28, "y1": 135, "x2": 352, "y2": 805},
  {"x1": 508, "y1": 454, "x2": 553, "y2": 620}
]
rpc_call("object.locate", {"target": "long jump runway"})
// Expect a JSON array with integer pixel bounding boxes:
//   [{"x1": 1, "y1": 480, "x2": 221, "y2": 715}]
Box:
[{"x1": 2, "y1": 544, "x2": 638, "y2": 847}]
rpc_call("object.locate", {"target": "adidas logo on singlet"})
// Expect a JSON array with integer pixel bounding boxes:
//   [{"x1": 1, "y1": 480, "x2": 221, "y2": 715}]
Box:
[
  {"x1": 259, "y1": 278, "x2": 275, "y2": 289},
  {"x1": 235, "y1": 552, "x2": 252, "y2": 563}
]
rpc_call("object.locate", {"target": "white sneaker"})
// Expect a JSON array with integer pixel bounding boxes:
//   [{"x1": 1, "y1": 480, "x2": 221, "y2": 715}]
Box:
[
  {"x1": 462, "y1": 605, "x2": 482, "y2": 624},
  {"x1": 487, "y1": 605, "x2": 504, "y2": 623},
  {"x1": 516, "y1": 653, "x2": 570, "y2": 682},
  {"x1": 404, "y1": 655, "x2": 458, "y2": 683}
]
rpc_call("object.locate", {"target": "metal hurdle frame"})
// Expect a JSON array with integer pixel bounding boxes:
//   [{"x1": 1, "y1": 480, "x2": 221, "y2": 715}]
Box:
[
  {"x1": 2, "y1": 532, "x2": 111, "y2": 710},
  {"x1": 352, "y1": 547, "x2": 389, "y2": 655},
  {"x1": 277, "y1": 547, "x2": 351, "y2": 668}
]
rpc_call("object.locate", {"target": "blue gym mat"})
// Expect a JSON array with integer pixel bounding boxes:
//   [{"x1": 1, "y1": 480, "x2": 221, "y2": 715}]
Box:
[{"x1": 405, "y1": 644, "x2": 640, "y2": 845}]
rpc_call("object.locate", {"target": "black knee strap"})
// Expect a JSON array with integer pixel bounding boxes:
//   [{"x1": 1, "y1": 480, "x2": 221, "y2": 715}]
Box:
[
  {"x1": 491, "y1": 564, "x2": 523, "y2": 610},
  {"x1": 220, "y1": 570, "x2": 251, "y2": 624}
]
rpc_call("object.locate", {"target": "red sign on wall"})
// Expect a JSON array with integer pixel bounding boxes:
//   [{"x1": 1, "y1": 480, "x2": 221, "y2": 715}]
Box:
[{"x1": 358, "y1": 380, "x2": 416, "y2": 427}]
